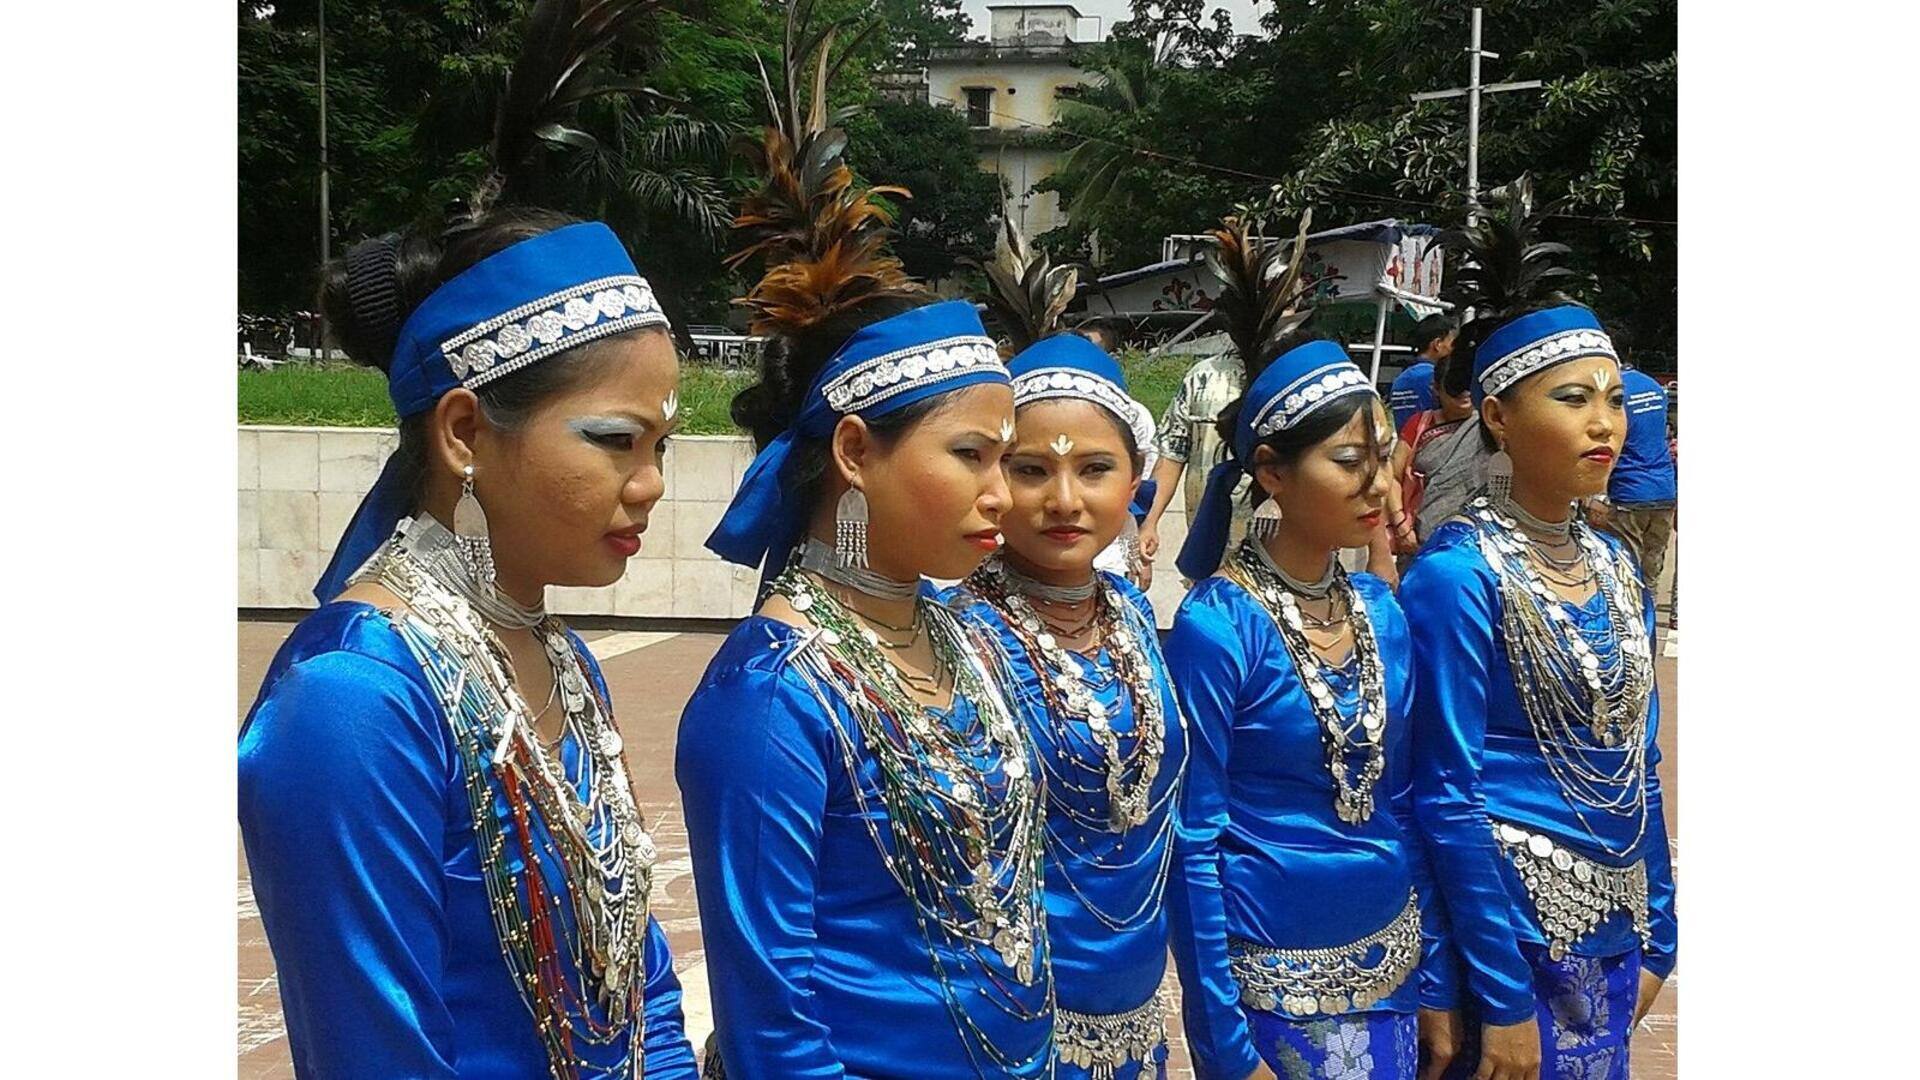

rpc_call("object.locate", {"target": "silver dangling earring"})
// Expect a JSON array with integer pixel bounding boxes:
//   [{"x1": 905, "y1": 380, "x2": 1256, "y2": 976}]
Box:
[
  {"x1": 1486, "y1": 445, "x2": 1514, "y2": 511},
  {"x1": 1249, "y1": 496, "x2": 1283, "y2": 540},
  {"x1": 835, "y1": 486, "x2": 870, "y2": 570},
  {"x1": 453, "y1": 464, "x2": 497, "y2": 588}
]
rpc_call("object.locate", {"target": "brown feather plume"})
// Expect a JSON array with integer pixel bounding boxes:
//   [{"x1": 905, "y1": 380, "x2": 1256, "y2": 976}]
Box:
[
  {"x1": 730, "y1": 0, "x2": 921, "y2": 337},
  {"x1": 1205, "y1": 210, "x2": 1317, "y2": 376}
]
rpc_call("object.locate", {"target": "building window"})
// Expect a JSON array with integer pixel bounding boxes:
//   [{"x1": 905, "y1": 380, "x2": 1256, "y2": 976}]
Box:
[{"x1": 964, "y1": 87, "x2": 994, "y2": 128}]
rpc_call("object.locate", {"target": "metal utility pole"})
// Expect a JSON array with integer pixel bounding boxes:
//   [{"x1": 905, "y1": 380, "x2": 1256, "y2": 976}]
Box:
[
  {"x1": 1411, "y1": 7, "x2": 1543, "y2": 223},
  {"x1": 317, "y1": 0, "x2": 331, "y2": 360}
]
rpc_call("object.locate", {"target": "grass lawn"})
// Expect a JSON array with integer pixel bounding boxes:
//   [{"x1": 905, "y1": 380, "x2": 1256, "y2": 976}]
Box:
[
  {"x1": 239, "y1": 363, "x2": 756, "y2": 435},
  {"x1": 238, "y1": 350, "x2": 1192, "y2": 434}
]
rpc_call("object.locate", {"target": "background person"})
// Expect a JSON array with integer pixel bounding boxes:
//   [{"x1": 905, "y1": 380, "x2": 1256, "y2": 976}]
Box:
[
  {"x1": 1585, "y1": 330, "x2": 1677, "y2": 598},
  {"x1": 1389, "y1": 315, "x2": 1458, "y2": 430},
  {"x1": 1390, "y1": 352, "x2": 1477, "y2": 555}
]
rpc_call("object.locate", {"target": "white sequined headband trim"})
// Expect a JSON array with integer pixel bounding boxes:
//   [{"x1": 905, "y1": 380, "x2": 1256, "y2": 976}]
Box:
[
  {"x1": 1249, "y1": 361, "x2": 1377, "y2": 438},
  {"x1": 1478, "y1": 327, "x2": 1617, "y2": 398},
  {"x1": 440, "y1": 275, "x2": 670, "y2": 388},
  {"x1": 820, "y1": 335, "x2": 1004, "y2": 414},
  {"x1": 1012, "y1": 366, "x2": 1154, "y2": 450}
]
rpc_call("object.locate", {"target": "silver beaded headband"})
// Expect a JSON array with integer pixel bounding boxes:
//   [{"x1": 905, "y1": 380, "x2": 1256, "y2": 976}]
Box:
[
  {"x1": 820, "y1": 335, "x2": 1004, "y2": 414},
  {"x1": 1248, "y1": 361, "x2": 1377, "y2": 438},
  {"x1": 1478, "y1": 327, "x2": 1617, "y2": 398},
  {"x1": 440, "y1": 275, "x2": 669, "y2": 388},
  {"x1": 1011, "y1": 366, "x2": 1154, "y2": 450}
]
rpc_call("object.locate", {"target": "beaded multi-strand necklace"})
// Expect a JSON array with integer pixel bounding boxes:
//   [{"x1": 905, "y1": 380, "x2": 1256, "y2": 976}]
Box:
[
  {"x1": 962, "y1": 555, "x2": 1185, "y2": 946},
  {"x1": 967, "y1": 556, "x2": 1176, "y2": 835},
  {"x1": 359, "y1": 516, "x2": 656, "y2": 1079},
  {"x1": 1225, "y1": 537, "x2": 1389, "y2": 826},
  {"x1": 1468, "y1": 496, "x2": 1655, "y2": 855},
  {"x1": 769, "y1": 543, "x2": 1053, "y2": 1075}
]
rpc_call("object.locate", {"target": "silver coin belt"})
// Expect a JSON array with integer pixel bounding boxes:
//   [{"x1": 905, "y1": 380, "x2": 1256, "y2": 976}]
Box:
[
  {"x1": 1228, "y1": 891, "x2": 1420, "y2": 1017},
  {"x1": 1492, "y1": 820, "x2": 1650, "y2": 960},
  {"x1": 1055, "y1": 985, "x2": 1171, "y2": 1079}
]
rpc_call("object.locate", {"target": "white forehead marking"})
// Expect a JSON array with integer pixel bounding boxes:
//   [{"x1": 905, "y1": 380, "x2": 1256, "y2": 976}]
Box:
[
  {"x1": 662, "y1": 390, "x2": 679, "y2": 422},
  {"x1": 1592, "y1": 368, "x2": 1612, "y2": 392},
  {"x1": 1049, "y1": 434, "x2": 1075, "y2": 457},
  {"x1": 1000, "y1": 418, "x2": 1016, "y2": 443}
]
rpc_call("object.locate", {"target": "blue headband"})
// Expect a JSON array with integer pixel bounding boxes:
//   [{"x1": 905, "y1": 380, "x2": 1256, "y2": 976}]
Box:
[
  {"x1": 314, "y1": 221, "x2": 669, "y2": 602},
  {"x1": 1008, "y1": 333, "x2": 1154, "y2": 449},
  {"x1": 1175, "y1": 339, "x2": 1376, "y2": 580},
  {"x1": 1009, "y1": 333, "x2": 1158, "y2": 517},
  {"x1": 705, "y1": 299, "x2": 1006, "y2": 583},
  {"x1": 1473, "y1": 304, "x2": 1616, "y2": 403}
]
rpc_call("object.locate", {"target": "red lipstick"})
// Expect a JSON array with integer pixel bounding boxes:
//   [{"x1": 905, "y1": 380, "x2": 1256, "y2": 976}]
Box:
[{"x1": 604, "y1": 525, "x2": 644, "y2": 558}]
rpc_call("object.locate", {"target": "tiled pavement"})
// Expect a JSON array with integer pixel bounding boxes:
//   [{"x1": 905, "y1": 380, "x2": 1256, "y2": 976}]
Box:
[{"x1": 237, "y1": 617, "x2": 1679, "y2": 1079}]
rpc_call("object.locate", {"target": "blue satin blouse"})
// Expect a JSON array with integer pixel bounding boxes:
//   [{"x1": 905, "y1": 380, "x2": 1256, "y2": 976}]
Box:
[
  {"x1": 675, "y1": 615, "x2": 1053, "y2": 1079},
  {"x1": 1160, "y1": 572, "x2": 1434, "y2": 1080},
  {"x1": 943, "y1": 572, "x2": 1187, "y2": 1075},
  {"x1": 1400, "y1": 522, "x2": 1677, "y2": 1027},
  {"x1": 237, "y1": 602, "x2": 697, "y2": 1079}
]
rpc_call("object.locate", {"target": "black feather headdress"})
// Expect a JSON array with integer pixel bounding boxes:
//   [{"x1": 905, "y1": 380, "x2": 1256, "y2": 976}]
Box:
[
  {"x1": 1440, "y1": 173, "x2": 1592, "y2": 327},
  {"x1": 466, "y1": 0, "x2": 666, "y2": 219},
  {"x1": 1205, "y1": 210, "x2": 1318, "y2": 378}
]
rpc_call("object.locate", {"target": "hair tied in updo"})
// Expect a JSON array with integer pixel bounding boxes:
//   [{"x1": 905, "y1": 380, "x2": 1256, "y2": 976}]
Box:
[{"x1": 344, "y1": 235, "x2": 404, "y2": 367}]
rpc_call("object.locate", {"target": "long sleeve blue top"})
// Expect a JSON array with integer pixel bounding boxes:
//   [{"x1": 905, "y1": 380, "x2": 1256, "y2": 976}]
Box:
[
  {"x1": 238, "y1": 602, "x2": 697, "y2": 1079},
  {"x1": 1400, "y1": 522, "x2": 1677, "y2": 1027},
  {"x1": 1160, "y1": 573, "x2": 1435, "y2": 1080},
  {"x1": 942, "y1": 573, "x2": 1188, "y2": 1052},
  {"x1": 675, "y1": 616, "x2": 1053, "y2": 1079}
]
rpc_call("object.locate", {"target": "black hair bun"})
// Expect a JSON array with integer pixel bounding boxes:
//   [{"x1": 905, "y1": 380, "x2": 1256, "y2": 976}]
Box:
[{"x1": 319, "y1": 231, "x2": 442, "y2": 375}]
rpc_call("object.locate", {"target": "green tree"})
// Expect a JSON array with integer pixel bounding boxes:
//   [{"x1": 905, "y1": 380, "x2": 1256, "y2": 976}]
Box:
[
  {"x1": 875, "y1": 0, "x2": 971, "y2": 59},
  {"x1": 1040, "y1": 0, "x2": 1678, "y2": 354},
  {"x1": 1269, "y1": 0, "x2": 1678, "y2": 355},
  {"x1": 239, "y1": 0, "x2": 768, "y2": 323},
  {"x1": 845, "y1": 98, "x2": 1004, "y2": 282}
]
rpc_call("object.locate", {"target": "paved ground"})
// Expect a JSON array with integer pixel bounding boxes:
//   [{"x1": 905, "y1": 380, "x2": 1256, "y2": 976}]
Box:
[{"x1": 237, "y1": 613, "x2": 1678, "y2": 1078}]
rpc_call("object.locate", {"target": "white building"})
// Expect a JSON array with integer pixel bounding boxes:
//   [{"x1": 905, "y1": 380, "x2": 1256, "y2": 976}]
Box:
[{"x1": 921, "y1": 4, "x2": 1097, "y2": 238}]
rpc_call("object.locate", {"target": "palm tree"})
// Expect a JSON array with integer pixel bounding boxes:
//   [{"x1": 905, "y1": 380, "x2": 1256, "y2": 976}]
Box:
[{"x1": 1049, "y1": 38, "x2": 1174, "y2": 219}]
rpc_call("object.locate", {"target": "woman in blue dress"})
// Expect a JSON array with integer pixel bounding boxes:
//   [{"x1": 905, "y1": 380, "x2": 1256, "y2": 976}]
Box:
[
  {"x1": 1400, "y1": 178, "x2": 1675, "y2": 1080},
  {"x1": 237, "y1": 9, "x2": 697, "y2": 1070},
  {"x1": 942, "y1": 329, "x2": 1189, "y2": 1079},
  {"x1": 1161, "y1": 218, "x2": 1442, "y2": 1080},
  {"x1": 676, "y1": 53, "x2": 1049, "y2": 1070}
]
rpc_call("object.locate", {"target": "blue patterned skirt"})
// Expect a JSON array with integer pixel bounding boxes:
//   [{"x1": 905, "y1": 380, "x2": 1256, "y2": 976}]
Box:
[
  {"x1": 1442, "y1": 946, "x2": 1641, "y2": 1080},
  {"x1": 1248, "y1": 1008, "x2": 1419, "y2": 1080}
]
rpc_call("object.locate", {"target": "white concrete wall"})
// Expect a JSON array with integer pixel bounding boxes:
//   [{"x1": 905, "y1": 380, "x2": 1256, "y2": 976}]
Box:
[
  {"x1": 240, "y1": 425, "x2": 1194, "y2": 626},
  {"x1": 240, "y1": 426, "x2": 760, "y2": 620},
  {"x1": 928, "y1": 55, "x2": 1080, "y2": 237}
]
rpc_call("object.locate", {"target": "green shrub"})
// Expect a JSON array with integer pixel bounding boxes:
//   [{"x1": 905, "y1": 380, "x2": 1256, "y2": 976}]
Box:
[{"x1": 239, "y1": 355, "x2": 1193, "y2": 435}]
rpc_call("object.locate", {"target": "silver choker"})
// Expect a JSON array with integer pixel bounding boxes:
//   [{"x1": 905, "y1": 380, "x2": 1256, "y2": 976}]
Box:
[
  {"x1": 996, "y1": 557, "x2": 1098, "y2": 605},
  {"x1": 795, "y1": 538, "x2": 921, "y2": 601},
  {"x1": 382, "y1": 515, "x2": 545, "y2": 629},
  {"x1": 1250, "y1": 540, "x2": 1337, "y2": 600},
  {"x1": 1499, "y1": 497, "x2": 1577, "y2": 544}
]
